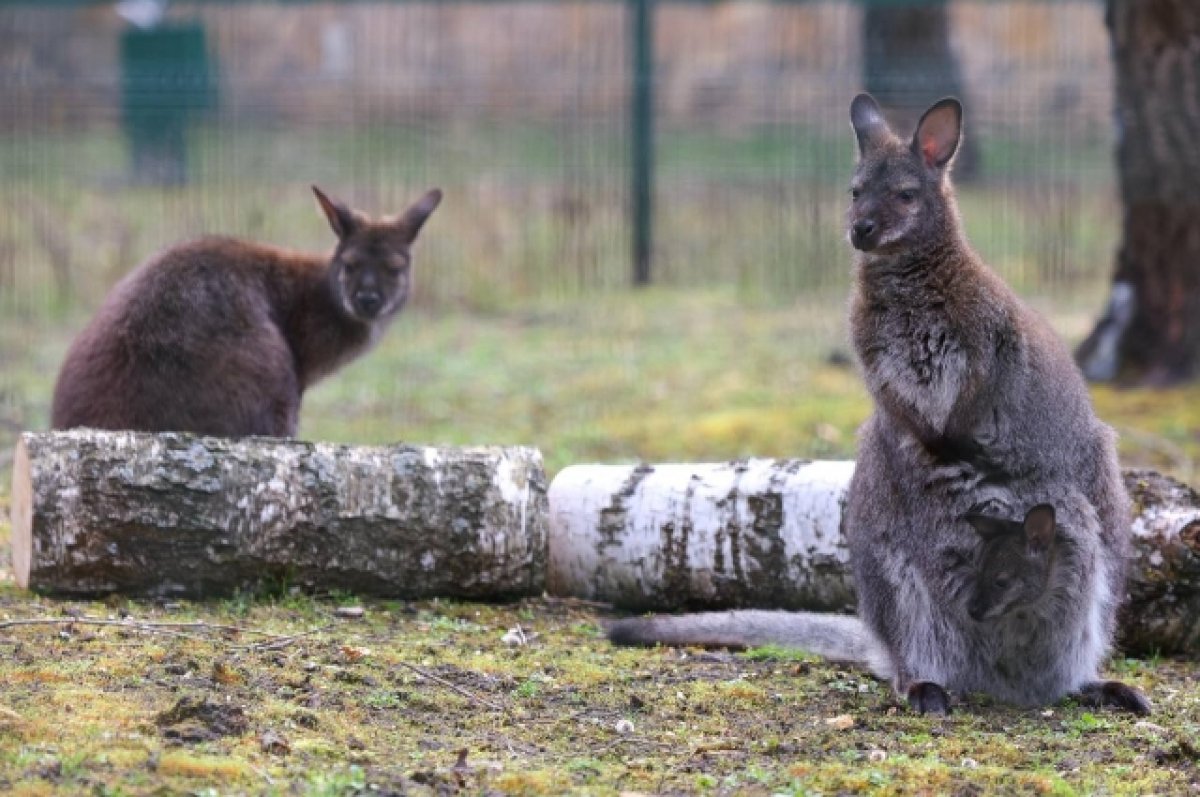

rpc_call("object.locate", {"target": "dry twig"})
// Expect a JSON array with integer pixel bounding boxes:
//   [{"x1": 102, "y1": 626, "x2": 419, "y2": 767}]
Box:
[
  {"x1": 394, "y1": 659, "x2": 508, "y2": 713},
  {"x1": 0, "y1": 616, "x2": 329, "y2": 651}
]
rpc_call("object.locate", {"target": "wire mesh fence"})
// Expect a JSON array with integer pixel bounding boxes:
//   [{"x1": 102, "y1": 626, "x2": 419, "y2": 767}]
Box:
[{"x1": 0, "y1": 0, "x2": 1124, "y2": 466}]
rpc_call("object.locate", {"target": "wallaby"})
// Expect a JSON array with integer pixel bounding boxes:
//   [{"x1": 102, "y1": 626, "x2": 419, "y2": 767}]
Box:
[
  {"x1": 608, "y1": 504, "x2": 1147, "y2": 714},
  {"x1": 842, "y1": 93, "x2": 1144, "y2": 716},
  {"x1": 963, "y1": 503, "x2": 1059, "y2": 623},
  {"x1": 611, "y1": 95, "x2": 1149, "y2": 716},
  {"x1": 51, "y1": 186, "x2": 441, "y2": 437}
]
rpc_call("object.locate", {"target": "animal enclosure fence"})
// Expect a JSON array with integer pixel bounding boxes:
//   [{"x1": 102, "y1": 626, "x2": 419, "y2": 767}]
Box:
[{"x1": 0, "y1": 0, "x2": 1123, "y2": 465}]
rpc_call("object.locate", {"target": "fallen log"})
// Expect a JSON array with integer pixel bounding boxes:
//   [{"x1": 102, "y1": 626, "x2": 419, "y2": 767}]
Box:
[
  {"x1": 547, "y1": 460, "x2": 1200, "y2": 655},
  {"x1": 11, "y1": 430, "x2": 548, "y2": 599}
]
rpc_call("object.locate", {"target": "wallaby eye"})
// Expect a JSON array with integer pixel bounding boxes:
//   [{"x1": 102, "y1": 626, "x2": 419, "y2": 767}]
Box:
[
  {"x1": 850, "y1": 188, "x2": 861, "y2": 200},
  {"x1": 898, "y1": 189, "x2": 917, "y2": 203},
  {"x1": 993, "y1": 575, "x2": 1011, "y2": 590}
]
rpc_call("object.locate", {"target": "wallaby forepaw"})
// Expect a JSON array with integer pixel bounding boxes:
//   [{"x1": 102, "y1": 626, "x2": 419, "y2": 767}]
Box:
[
  {"x1": 907, "y1": 681, "x2": 952, "y2": 716},
  {"x1": 1078, "y1": 680, "x2": 1152, "y2": 716}
]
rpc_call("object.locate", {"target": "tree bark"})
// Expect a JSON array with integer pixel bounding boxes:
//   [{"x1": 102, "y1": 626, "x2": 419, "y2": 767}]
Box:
[
  {"x1": 548, "y1": 460, "x2": 1200, "y2": 655},
  {"x1": 862, "y1": 0, "x2": 979, "y2": 179},
  {"x1": 1077, "y1": 0, "x2": 1200, "y2": 385},
  {"x1": 11, "y1": 430, "x2": 548, "y2": 600}
]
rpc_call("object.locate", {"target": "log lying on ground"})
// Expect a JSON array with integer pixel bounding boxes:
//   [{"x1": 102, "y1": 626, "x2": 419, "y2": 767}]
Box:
[
  {"x1": 548, "y1": 460, "x2": 1200, "y2": 655},
  {"x1": 11, "y1": 430, "x2": 548, "y2": 599}
]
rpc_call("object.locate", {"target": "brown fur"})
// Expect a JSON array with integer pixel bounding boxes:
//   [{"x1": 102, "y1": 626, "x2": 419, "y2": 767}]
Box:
[{"x1": 51, "y1": 186, "x2": 441, "y2": 437}]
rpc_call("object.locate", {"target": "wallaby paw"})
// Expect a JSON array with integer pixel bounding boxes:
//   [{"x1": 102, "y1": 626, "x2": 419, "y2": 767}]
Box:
[
  {"x1": 922, "y1": 464, "x2": 976, "y2": 491},
  {"x1": 906, "y1": 681, "x2": 953, "y2": 716},
  {"x1": 964, "y1": 496, "x2": 1011, "y2": 517},
  {"x1": 1077, "y1": 680, "x2": 1152, "y2": 716}
]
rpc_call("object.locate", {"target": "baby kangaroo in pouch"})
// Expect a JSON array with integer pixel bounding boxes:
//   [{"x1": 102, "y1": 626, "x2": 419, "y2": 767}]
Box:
[
  {"x1": 52, "y1": 186, "x2": 442, "y2": 438},
  {"x1": 964, "y1": 503, "x2": 1059, "y2": 624}
]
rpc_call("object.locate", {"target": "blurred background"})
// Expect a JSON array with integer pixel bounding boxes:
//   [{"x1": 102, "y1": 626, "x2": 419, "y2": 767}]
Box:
[{"x1": 0, "y1": 0, "x2": 1195, "y2": 482}]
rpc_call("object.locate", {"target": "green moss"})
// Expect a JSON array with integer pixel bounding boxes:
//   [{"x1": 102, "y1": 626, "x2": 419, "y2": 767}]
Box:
[{"x1": 0, "y1": 590, "x2": 1184, "y2": 794}]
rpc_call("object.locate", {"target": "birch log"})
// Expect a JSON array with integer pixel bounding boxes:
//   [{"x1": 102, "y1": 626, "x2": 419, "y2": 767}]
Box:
[
  {"x1": 11, "y1": 430, "x2": 548, "y2": 599},
  {"x1": 548, "y1": 460, "x2": 1200, "y2": 655}
]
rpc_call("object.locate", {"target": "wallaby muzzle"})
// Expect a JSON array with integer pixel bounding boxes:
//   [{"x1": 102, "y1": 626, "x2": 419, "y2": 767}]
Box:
[{"x1": 851, "y1": 218, "x2": 879, "y2": 251}]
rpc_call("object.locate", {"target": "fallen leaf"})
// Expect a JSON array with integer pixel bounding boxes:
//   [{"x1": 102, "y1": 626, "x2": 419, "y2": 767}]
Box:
[{"x1": 340, "y1": 645, "x2": 371, "y2": 662}]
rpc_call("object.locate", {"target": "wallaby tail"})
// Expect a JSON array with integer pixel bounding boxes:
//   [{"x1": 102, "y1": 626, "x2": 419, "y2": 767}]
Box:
[{"x1": 608, "y1": 610, "x2": 892, "y2": 678}]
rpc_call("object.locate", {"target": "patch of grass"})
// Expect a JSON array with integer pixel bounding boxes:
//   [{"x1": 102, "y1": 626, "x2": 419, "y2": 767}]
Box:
[
  {"x1": 0, "y1": 589, "x2": 1187, "y2": 794},
  {"x1": 742, "y1": 644, "x2": 821, "y2": 663}
]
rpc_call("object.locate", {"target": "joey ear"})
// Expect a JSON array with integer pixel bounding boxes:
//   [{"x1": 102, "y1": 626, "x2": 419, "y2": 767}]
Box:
[
  {"x1": 396, "y1": 188, "x2": 443, "y2": 242},
  {"x1": 312, "y1": 186, "x2": 360, "y2": 240},
  {"x1": 964, "y1": 513, "x2": 1013, "y2": 541},
  {"x1": 850, "y1": 93, "x2": 891, "y2": 156},
  {"x1": 912, "y1": 97, "x2": 962, "y2": 171},
  {"x1": 1022, "y1": 504, "x2": 1056, "y2": 553}
]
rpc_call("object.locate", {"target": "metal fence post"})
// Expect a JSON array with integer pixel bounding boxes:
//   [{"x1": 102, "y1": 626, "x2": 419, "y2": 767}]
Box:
[{"x1": 630, "y1": 0, "x2": 654, "y2": 286}]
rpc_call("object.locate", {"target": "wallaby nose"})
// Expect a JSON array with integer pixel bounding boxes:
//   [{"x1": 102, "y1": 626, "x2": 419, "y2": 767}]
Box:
[
  {"x1": 853, "y1": 219, "x2": 876, "y2": 239},
  {"x1": 850, "y1": 219, "x2": 878, "y2": 251},
  {"x1": 355, "y1": 292, "x2": 383, "y2": 317}
]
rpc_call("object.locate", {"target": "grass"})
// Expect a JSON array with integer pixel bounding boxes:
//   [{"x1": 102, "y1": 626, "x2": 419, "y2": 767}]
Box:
[
  {"x1": 0, "y1": 125, "x2": 1198, "y2": 793},
  {"x1": 1, "y1": 290, "x2": 1198, "y2": 793},
  {"x1": 4, "y1": 288, "x2": 1198, "y2": 482},
  {"x1": 0, "y1": 576, "x2": 1194, "y2": 796}
]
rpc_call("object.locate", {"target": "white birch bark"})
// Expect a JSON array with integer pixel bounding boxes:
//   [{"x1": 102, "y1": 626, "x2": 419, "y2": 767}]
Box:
[{"x1": 548, "y1": 460, "x2": 1200, "y2": 655}]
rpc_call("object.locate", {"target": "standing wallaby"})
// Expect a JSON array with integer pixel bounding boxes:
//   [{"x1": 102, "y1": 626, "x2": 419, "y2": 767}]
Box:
[
  {"x1": 51, "y1": 186, "x2": 441, "y2": 437},
  {"x1": 842, "y1": 93, "x2": 1144, "y2": 716},
  {"x1": 611, "y1": 95, "x2": 1149, "y2": 717}
]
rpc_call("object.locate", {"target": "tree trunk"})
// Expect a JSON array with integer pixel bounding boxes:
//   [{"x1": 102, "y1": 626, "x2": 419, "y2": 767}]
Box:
[
  {"x1": 862, "y1": 0, "x2": 979, "y2": 179},
  {"x1": 548, "y1": 460, "x2": 1200, "y2": 655},
  {"x1": 1077, "y1": 0, "x2": 1200, "y2": 385},
  {"x1": 11, "y1": 431, "x2": 548, "y2": 600}
]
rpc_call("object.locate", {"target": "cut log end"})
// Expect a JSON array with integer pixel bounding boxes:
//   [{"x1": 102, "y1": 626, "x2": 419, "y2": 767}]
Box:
[{"x1": 10, "y1": 436, "x2": 31, "y2": 590}]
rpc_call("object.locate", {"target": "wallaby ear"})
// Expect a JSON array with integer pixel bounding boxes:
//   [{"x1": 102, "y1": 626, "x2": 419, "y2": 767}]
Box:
[
  {"x1": 850, "y1": 93, "x2": 891, "y2": 156},
  {"x1": 396, "y1": 188, "x2": 443, "y2": 242},
  {"x1": 1022, "y1": 504, "x2": 1056, "y2": 553},
  {"x1": 912, "y1": 97, "x2": 962, "y2": 171},
  {"x1": 964, "y1": 513, "x2": 1013, "y2": 541},
  {"x1": 312, "y1": 185, "x2": 360, "y2": 240}
]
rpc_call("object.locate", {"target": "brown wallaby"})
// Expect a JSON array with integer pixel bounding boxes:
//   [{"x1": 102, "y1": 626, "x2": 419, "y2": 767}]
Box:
[
  {"x1": 51, "y1": 186, "x2": 441, "y2": 437},
  {"x1": 611, "y1": 95, "x2": 1150, "y2": 717}
]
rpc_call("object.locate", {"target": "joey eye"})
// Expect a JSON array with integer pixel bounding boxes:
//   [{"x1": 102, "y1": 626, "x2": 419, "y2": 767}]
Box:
[
  {"x1": 850, "y1": 188, "x2": 861, "y2": 200},
  {"x1": 993, "y1": 575, "x2": 1012, "y2": 590},
  {"x1": 897, "y1": 189, "x2": 917, "y2": 203}
]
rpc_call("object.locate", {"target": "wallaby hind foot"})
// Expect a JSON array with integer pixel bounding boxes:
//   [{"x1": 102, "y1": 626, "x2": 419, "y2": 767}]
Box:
[{"x1": 906, "y1": 681, "x2": 953, "y2": 716}]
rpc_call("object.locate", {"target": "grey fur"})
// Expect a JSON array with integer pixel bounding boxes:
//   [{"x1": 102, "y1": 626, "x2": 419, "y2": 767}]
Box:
[
  {"x1": 608, "y1": 610, "x2": 892, "y2": 678},
  {"x1": 608, "y1": 95, "x2": 1150, "y2": 716},
  {"x1": 844, "y1": 93, "x2": 1141, "y2": 712}
]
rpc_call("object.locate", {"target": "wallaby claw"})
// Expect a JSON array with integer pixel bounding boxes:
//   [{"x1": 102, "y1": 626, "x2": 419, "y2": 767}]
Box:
[
  {"x1": 907, "y1": 681, "x2": 953, "y2": 716},
  {"x1": 1077, "y1": 680, "x2": 1152, "y2": 716}
]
